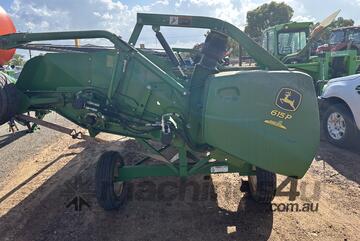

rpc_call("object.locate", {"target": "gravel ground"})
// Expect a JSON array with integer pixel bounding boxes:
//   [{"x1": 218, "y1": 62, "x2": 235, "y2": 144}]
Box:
[
  {"x1": 0, "y1": 113, "x2": 75, "y2": 186},
  {"x1": 0, "y1": 115, "x2": 359, "y2": 241}
]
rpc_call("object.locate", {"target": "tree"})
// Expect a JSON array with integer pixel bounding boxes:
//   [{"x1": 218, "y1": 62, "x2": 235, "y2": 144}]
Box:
[
  {"x1": 9, "y1": 53, "x2": 25, "y2": 66},
  {"x1": 244, "y1": 1, "x2": 294, "y2": 39},
  {"x1": 330, "y1": 17, "x2": 354, "y2": 28}
]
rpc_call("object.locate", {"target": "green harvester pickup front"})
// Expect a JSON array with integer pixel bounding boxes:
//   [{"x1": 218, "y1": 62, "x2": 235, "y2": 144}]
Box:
[{"x1": 0, "y1": 13, "x2": 320, "y2": 208}]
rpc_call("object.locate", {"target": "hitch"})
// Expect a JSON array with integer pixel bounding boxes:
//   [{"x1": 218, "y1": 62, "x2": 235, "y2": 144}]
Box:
[{"x1": 15, "y1": 114, "x2": 97, "y2": 142}]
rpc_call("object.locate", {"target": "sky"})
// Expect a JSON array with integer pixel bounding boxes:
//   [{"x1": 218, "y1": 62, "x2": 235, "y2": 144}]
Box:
[{"x1": 0, "y1": 0, "x2": 359, "y2": 49}]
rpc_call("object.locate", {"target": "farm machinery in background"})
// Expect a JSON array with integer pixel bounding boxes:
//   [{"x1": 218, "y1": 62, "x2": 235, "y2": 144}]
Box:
[
  {"x1": 261, "y1": 10, "x2": 360, "y2": 148},
  {"x1": 261, "y1": 10, "x2": 360, "y2": 90},
  {"x1": 0, "y1": 8, "x2": 320, "y2": 210},
  {"x1": 316, "y1": 26, "x2": 360, "y2": 54}
]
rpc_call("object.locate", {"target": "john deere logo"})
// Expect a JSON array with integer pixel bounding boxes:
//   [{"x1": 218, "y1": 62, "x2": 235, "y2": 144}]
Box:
[{"x1": 276, "y1": 88, "x2": 302, "y2": 112}]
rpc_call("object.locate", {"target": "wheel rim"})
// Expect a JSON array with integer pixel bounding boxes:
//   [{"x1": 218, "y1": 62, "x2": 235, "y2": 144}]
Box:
[
  {"x1": 113, "y1": 182, "x2": 124, "y2": 198},
  {"x1": 327, "y1": 112, "x2": 346, "y2": 140},
  {"x1": 113, "y1": 159, "x2": 124, "y2": 198}
]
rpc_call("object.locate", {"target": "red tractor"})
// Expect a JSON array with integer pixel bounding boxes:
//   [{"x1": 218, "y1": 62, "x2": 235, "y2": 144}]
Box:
[
  {"x1": 316, "y1": 26, "x2": 360, "y2": 78},
  {"x1": 316, "y1": 26, "x2": 360, "y2": 54}
]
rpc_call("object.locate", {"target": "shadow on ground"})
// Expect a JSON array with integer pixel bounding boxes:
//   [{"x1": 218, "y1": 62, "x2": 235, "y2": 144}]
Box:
[
  {"x1": 0, "y1": 139, "x2": 273, "y2": 241},
  {"x1": 0, "y1": 130, "x2": 28, "y2": 149},
  {"x1": 315, "y1": 141, "x2": 360, "y2": 185}
]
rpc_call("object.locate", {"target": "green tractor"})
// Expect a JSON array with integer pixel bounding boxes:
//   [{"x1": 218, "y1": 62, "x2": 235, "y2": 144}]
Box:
[
  {"x1": 0, "y1": 12, "x2": 320, "y2": 210},
  {"x1": 261, "y1": 10, "x2": 360, "y2": 92}
]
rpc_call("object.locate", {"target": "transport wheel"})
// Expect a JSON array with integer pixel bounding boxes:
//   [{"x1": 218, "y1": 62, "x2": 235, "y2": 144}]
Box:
[
  {"x1": 95, "y1": 151, "x2": 128, "y2": 210},
  {"x1": 0, "y1": 74, "x2": 8, "y2": 124},
  {"x1": 0, "y1": 73, "x2": 20, "y2": 125},
  {"x1": 323, "y1": 104, "x2": 358, "y2": 148},
  {"x1": 248, "y1": 168, "x2": 276, "y2": 203}
]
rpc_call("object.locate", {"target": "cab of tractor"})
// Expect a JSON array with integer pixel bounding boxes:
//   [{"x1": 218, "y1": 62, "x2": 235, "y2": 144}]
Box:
[{"x1": 261, "y1": 22, "x2": 312, "y2": 61}]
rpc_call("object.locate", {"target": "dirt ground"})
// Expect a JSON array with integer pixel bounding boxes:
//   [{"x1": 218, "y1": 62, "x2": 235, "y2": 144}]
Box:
[
  {"x1": 0, "y1": 116, "x2": 359, "y2": 241},
  {"x1": 0, "y1": 114, "x2": 70, "y2": 186}
]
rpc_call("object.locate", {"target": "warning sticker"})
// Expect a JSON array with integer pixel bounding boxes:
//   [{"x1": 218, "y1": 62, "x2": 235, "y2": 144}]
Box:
[
  {"x1": 169, "y1": 16, "x2": 192, "y2": 26},
  {"x1": 169, "y1": 16, "x2": 179, "y2": 25},
  {"x1": 210, "y1": 166, "x2": 229, "y2": 173}
]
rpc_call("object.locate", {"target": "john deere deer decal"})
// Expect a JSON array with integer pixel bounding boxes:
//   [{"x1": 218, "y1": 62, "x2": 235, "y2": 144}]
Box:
[{"x1": 276, "y1": 88, "x2": 302, "y2": 112}]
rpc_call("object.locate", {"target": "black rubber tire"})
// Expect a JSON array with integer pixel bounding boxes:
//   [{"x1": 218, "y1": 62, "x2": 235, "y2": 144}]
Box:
[
  {"x1": 322, "y1": 103, "x2": 358, "y2": 148},
  {"x1": 95, "y1": 151, "x2": 128, "y2": 210},
  {"x1": 248, "y1": 168, "x2": 276, "y2": 204},
  {"x1": 331, "y1": 57, "x2": 346, "y2": 78},
  {"x1": 0, "y1": 74, "x2": 8, "y2": 124},
  {"x1": 0, "y1": 73, "x2": 20, "y2": 125}
]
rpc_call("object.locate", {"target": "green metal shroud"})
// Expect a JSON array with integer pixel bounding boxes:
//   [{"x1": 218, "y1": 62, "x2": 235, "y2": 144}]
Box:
[
  {"x1": 0, "y1": 13, "x2": 319, "y2": 179},
  {"x1": 204, "y1": 70, "x2": 319, "y2": 176}
]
